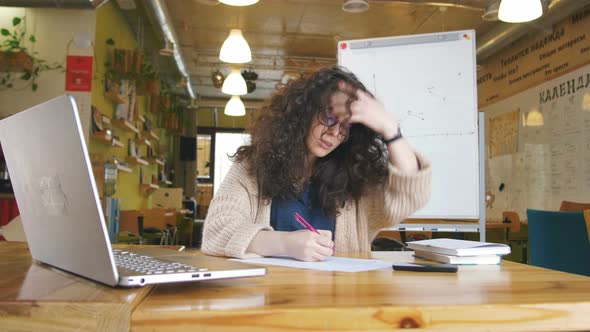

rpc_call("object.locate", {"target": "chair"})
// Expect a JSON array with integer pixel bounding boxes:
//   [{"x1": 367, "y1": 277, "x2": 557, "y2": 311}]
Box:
[
  {"x1": 371, "y1": 237, "x2": 407, "y2": 251},
  {"x1": 502, "y1": 211, "x2": 528, "y2": 263},
  {"x1": 559, "y1": 200, "x2": 590, "y2": 212},
  {"x1": 526, "y1": 209, "x2": 590, "y2": 276},
  {"x1": 585, "y1": 210, "x2": 590, "y2": 247}
]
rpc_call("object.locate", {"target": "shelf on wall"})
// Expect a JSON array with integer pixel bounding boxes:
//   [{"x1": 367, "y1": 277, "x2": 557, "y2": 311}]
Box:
[
  {"x1": 91, "y1": 132, "x2": 125, "y2": 149},
  {"x1": 137, "y1": 138, "x2": 151, "y2": 147},
  {"x1": 143, "y1": 130, "x2": 160, "y2": 141},
  {"x1": 140, "y1": 183, "x2": 159, "y2": 195},
  {"x1": 117, "y1": 164, "x2": 132, "y2": 173},
  {"x1": 126, "y1": 156, "x2": 148, "y2": 166},
  {"x1": 104, "y1": 90, "x2": 127, "y2": 104},
  {"x1": 112, "y1": 138, "x2": 124, "y2": 148},
  {"x1": 148, "y1": 157, "x2": 165, "y2": 166},
  {"x1": 112, "y1": 119, "x2": 139, "y2": 134},
  {"x1": 91, "y1": 131, "x2": 112, "y2": 144}
]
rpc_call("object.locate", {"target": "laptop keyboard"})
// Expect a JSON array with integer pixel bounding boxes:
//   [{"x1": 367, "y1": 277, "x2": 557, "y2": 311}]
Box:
[{"x1": 113, "y1": 249, "x2": 208, "y2": 275}]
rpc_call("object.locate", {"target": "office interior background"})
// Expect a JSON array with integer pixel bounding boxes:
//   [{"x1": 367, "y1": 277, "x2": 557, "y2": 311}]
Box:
[{"x1": 0, "y1": 0, "x2": 589, "y2": 260}]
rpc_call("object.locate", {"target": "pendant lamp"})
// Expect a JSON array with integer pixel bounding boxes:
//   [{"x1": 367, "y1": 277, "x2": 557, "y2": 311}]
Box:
[
  {"x1": 525, "y1": 108, "x2": 544, "y2": 127},
  {"x1": 219, "y1": 0, "x2": 259, "y2": 6},
  {"x1": 219, "y1": 29, "x2": 252, "y2": 64},
  {"x1": 583, "y1": 93, "x2": 590, "y2": 111},
  {"x1": 498, "y1": 0, "x2": 542, "y2": 23},
  {"x1": 224, "y1": 95, "x2": 246, "y2": 116},
  {"x1": 221, "y1": 69, "x2": 248, "y2": 95}
]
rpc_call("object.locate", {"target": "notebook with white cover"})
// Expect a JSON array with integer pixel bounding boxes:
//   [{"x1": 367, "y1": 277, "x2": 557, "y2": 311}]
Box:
[
  {"x1": 407, "y1": 238, "x2": 511, "y2": 257},
  {"x1": 0, "y1": 95, "x2": 266, "y2": 287},
  {"x1": 413, "y1": 250, "x2": 502, "y2": 265}
]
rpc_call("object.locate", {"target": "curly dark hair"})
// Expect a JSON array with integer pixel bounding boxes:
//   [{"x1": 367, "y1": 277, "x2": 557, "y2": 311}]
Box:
[{"x1": 233, "y1": 65, "x2": 389, "y2": 216}]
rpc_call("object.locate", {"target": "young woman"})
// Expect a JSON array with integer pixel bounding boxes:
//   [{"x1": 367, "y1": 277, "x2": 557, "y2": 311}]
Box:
[{"x1": 202, "y1": 66, "x2": 431, "y2": 261}]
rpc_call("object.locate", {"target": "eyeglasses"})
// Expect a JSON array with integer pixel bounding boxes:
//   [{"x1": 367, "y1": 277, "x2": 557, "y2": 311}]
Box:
[{"x1": 317, "y1": 108, "x2": 351, "y2": 140}]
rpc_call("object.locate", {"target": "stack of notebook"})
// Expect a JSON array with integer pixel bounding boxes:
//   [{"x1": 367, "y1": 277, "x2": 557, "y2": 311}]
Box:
[{"x1": 406, "y1": 238, "x2": 511, "y2": 265}]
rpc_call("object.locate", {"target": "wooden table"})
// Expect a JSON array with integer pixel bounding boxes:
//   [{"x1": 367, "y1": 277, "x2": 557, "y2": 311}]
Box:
[
  {"x1": 133, "y1": 251, "x2": 590, "y2": 332},
  {"x1": 2, "y1": 242, "x2": 590, "y2": 331},
  {"x1": 0, "y1": 242, "x2": 155, "y2": 331}
]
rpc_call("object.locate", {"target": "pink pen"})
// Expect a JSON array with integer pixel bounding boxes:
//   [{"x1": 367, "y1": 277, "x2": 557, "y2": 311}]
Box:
[
  {"x1": 294, "y1": 212, "x2": 335, "y2": 253},
  {"x1": 294, "y1": 212, "x2": 319, "y2": 234}
]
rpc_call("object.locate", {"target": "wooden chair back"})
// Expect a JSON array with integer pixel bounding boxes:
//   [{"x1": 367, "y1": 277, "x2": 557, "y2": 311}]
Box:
[
  {"x1": 559, "y1": 200, "x2": 590, "y2": 212},
  {"x1": 502, "y1": 211, "x2": 521, "y2": 233},
  {"x1": 119, "y1": 208, "x2": 178, "y2": 234}
]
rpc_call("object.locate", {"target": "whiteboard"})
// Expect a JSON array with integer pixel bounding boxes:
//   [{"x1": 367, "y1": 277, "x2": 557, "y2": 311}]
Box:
[{"x1": 338, "y1": 30, "x2": 480, "y2": 219}]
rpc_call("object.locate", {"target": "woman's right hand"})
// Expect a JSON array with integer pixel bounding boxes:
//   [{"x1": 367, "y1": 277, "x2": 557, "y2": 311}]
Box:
[{"x1": 283, "y1": 230, "x2": 335, "y2": 262}]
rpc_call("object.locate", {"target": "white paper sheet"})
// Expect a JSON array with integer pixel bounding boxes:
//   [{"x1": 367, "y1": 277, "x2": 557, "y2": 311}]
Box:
[{"x1": 231, "y1": 256, "x2": 392, "y2": 272}]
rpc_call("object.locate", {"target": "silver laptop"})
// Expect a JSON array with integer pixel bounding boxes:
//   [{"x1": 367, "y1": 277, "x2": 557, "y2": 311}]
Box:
[{"x1": 0, "y1": 95, "x2": 265, "y2": 287}]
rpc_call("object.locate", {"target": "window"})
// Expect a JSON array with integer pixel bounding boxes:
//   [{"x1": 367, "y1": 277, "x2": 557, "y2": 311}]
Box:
[
  {"x1": 196, "y1": 134, "x2": 211, "y2": 180},
  {"x1": 213, "y1": 132, "x2": 250, "y2": 194}
]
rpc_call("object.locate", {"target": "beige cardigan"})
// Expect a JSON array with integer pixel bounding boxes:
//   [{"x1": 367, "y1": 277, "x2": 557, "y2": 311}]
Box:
[{"x1": 202, "y1": 155, "x2": 431, "y2": 258}]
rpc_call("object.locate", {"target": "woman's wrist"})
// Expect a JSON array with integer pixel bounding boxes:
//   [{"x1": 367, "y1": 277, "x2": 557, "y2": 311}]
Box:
[
  {"x1": 381, "y1": 124, "x2": 400, "y2": 141},
  {"x1": 249, "y1": 230, "x2": 288, "y2": 257}
]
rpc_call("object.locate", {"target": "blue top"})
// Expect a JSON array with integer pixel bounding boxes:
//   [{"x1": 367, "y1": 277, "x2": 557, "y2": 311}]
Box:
[{"x1": 270, "y1": 183, "x2": 336, "y2": 240}]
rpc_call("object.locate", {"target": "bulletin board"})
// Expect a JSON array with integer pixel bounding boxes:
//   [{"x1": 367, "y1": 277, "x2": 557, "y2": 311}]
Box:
[{"x1": 482, "y1": 63, "x2": 590, "y2": 220}]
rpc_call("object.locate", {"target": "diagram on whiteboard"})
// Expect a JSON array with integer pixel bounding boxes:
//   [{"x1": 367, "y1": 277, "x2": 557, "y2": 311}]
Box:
[
  {"x1": 404, "y1": 110, "x2": 425, "y2": 121},
  {"x1": 385, "y1": 77, "x2": 476, "y2": 138},
  {"x1": 426, "y1": 85, "x2": 447, "y2": 101}
]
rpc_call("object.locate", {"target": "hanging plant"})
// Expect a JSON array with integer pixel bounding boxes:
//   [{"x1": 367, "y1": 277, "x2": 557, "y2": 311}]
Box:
[
  {"x1": 102, "y1": 38, "x2": 119, "y2": 85},
  {"x1": 0, "y1": 17, "x2": 63, "y2": 91},
  {"x1": 137, "y1": 61, "x2": 160, "y2": 96}
]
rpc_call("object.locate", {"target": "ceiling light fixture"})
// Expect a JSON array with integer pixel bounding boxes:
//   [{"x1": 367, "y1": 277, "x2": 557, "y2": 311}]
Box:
[
  {"x1": 224, "y1": 95, "x2": 246, "y2": 116},
  {"x1": 159, "y1": 39, "x2": 175, "y2": 56},
  {"x1": 218, "y1": 0, "x2": 259, "y2": 6},
  {"x1": 195, "y1": 0, "x2": 220, "y2": 5},
  {"x1": 342, "y1": 0, "x2": 369, "y2": 13},
  {"x1": 481, "y1": 1, "x2": 500, "y2": 21},
  {"x1": 187, "y1": 99, "x2": 199, "y2": 109},
  {"x1": 582, "y1": 93, "x2": 590, "y2": 111},
  {"x1": 176, "y1": 77, "x2": 188, "y2": 88},
  {"x1": 281, "y1": 70, "x2": 299, "y2": 84},
  {"x1": 219, "y1": 29, "x2": 252, "y2": 64},
  {"x1": 524, "y1": 108, "x2": 544, "y2": 127},
  {"x1": 498, "y1": 0, "x2": 543, "y2": 23},
  {"x1": 222, "y1": 69, "x2": 248, "y2": 95},
  {"x1": 211, "y1": 70, "x2": 225, "y2": 88}
]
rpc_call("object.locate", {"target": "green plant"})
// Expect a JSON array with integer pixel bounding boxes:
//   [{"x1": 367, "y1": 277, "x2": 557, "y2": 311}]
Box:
[
  {"x1": 102, "y1": 38, "x2": 121, "y2": 86},
  {"x1": 140, "y1": 61, "x2": 159, "y2": 81},
  {"x1": 137, "y1": 60, "x2": 160, "y2": 95},
  {"x1": 0, "y1": 17, "x2": 63, "y2": 91},
  {"x1": 159, "y1": 78, "x2": 172, "y2": 96}
]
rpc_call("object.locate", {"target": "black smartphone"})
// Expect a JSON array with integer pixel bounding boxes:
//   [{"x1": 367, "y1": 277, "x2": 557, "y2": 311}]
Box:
[{"x1": 392, "y1": 263, "x2": 458, "y2": 273}]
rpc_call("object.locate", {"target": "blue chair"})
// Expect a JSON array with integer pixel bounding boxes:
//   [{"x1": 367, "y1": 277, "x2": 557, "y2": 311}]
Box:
[{"x1": 526, "y1": 209, "x2": 590, "y2": 276}]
